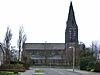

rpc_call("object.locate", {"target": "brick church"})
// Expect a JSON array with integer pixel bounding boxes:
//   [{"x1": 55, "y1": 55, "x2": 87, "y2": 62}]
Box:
[{"x1": 22, "y1": 2, "x2": 80, "y2": 66}]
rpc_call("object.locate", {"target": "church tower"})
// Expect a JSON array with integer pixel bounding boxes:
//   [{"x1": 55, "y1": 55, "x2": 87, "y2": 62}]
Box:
[
  {"x1": 65, "y1": 1, "x2": 78, "y2": 44},
  {"x1": 65, "y1": 1, "x2": 80, "y2": 66}
]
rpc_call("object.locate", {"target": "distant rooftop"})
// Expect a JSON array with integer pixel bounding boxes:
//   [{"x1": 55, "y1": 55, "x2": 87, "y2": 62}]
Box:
[
  {"x1": 31, "y1": 55, "x2": 62, "y2": 60},
  {"x1": 24, "y1": 43, "x2": 65, "y2": 50}
]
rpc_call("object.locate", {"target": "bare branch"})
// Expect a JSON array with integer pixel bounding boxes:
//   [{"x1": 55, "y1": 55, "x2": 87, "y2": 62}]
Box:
[
  {"x1": 4, "y1": 26, "x2": 12, "y2": 63},
  {"x1": 18, "y1": 25, "x2": 27, "y2": 61}
]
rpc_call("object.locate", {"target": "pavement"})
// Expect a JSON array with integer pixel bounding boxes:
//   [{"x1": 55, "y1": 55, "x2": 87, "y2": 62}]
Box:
[
  {"x1": 19, "y1": 68, "x2": 100, "y2": 75},
  {"x1": 19, "y1": 69, "x2": 33, "y2": 75},
  {"x1": 66, "y1": 69, "x2": 100, "y2": 75},
  {"x1": 49, "y1": 68, "x2": 82, "y2": 75}
]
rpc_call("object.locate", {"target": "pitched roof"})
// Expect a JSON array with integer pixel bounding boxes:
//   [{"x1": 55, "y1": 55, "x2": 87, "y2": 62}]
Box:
[
  {"x1": 24, "y1": 43, "x2": 65, "y2": 50},
  {"x1": 31, "y1": 55, "x2": 62, "y2": 60}
]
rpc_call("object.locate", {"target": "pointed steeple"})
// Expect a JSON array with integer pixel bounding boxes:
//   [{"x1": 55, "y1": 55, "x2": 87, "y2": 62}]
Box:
[
  {"x1": 65, "y1": 1, "x2": 78, "y2": 44},
  {"x1": 67, "y1": 1, "x2": 76, "y2": 26}
]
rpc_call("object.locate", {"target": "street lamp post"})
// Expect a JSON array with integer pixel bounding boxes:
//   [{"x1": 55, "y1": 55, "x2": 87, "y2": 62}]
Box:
[{"x1": 69, "y1": 46, "x2": 75, "y2": 72}]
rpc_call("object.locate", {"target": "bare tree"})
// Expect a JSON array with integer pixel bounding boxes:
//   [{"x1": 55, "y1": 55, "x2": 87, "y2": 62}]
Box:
[
  {"x1": 18, "y1": 26, "x2": 26, "y2": 61},
  {"x1": 91, "y1": 41, "x2": 99, "y2": 61},
  {"x1": 4, "y1": 26, "x2": 12, "y2": 63}
]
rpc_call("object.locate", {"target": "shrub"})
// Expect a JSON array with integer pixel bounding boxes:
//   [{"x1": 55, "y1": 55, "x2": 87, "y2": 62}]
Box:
[
  {"x1": 80, "y1": 57, "x2": 95, "y2": 70},
  {"x1": 0, "y1": 62, "x2": 25, "y2": 72},
  {"x1": 94, "y1": 62, "x2": 100, "y2": 72},
  {"x1": 80, "y1": 57, "x2": 89, "y2": 70}
]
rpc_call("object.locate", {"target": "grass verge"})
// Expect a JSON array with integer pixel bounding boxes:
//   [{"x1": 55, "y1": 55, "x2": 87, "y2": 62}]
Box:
[
  {"x1": 0, "y1": 71, "x2": 18, "y2": 75},
  {"x1": 33, "y1": 69, "x2": 44, "y2": 75},
  {"x1": 35, "y1": 70, "x2": 44, "y2": 73}
]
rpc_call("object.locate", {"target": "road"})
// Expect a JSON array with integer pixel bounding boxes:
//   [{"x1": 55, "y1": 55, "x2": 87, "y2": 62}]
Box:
[
  {"x1": 42, "y1": 68, "x2": 82, "y2": 75},
  {"x1": 19, "y1": 68, "x2": 100, "y2": 75}
]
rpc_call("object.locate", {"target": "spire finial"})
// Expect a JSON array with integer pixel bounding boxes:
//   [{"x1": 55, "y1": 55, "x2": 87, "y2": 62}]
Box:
[
  {"x1": 70, "y1": 1, "x2": 73, "y2": 9},
  {"x1": 66, "y1": 1, "x2": 76, "y2": 26},
  {"x1": 70, "y1": 1, "x2": 72, "y2": 4}
]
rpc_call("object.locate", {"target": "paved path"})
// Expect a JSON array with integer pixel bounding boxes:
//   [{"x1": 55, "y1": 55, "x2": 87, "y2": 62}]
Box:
[
  {"x1": 45, "y1": 68, "x2": 83, "y2": 75},
  {"x1": 19, "y1": 68, "x2": 100, "y2": 75},
  {"x1": 19, "y1": 68, "x2": 82, "y2": 75},
  {"x1": 19, "y1": 68, "x2": 43, "y2": 75},
  {"x1": 66, "y1": 69, "x2": 100, "y2": 75},
  {"x1": 19, "y1": 69, "x2": 33, "y2": 75}
]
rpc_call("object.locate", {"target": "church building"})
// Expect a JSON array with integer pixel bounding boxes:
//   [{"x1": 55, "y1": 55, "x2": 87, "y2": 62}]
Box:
[{"x1": 22, "y1": 2, "x2": 80, "y2": 66}]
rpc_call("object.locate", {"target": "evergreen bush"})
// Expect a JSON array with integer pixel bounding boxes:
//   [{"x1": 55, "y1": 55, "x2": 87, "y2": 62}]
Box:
[{"x1": 94, "y1": 62, "x2": 100, "y2": 72}]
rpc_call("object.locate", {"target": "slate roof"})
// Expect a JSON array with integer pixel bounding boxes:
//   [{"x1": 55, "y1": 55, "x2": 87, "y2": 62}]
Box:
[
  {"x1": 24, "y1": 43, "x2": 65, "y2": 50},
  {"x1": 31, "y1": 55, "x2": 62, "y2": 60}
]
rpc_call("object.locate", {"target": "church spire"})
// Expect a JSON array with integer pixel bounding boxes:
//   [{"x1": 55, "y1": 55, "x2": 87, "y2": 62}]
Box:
[
  {"x1": 65, "y1": 1, "x2": 78, "y2": 44},
  {"x1": 67, "y1": 1, "x2": 76, "y2": 26}
]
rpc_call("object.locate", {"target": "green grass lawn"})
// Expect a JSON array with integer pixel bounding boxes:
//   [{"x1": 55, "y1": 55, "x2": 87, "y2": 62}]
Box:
[
  {"x1": 33, "y1": 70, "x2": 44, "y2": 75},
  {"x1": 0, "y1": 71, "x2": 18, "y2": 75},
  {"x1": 35, "y1": 70, "x2": 44, "y2": 73}
]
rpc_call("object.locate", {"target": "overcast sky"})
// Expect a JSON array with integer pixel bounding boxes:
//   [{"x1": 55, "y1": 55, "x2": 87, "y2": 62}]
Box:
[{"x1": 0, "y1": 0, "x2": 100, "y2": 47}]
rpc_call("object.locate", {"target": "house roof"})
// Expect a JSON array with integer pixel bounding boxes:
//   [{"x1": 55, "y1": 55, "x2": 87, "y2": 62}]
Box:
[{"x1": 24, "y1": 43, "x2": 65, "y2": 50}]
